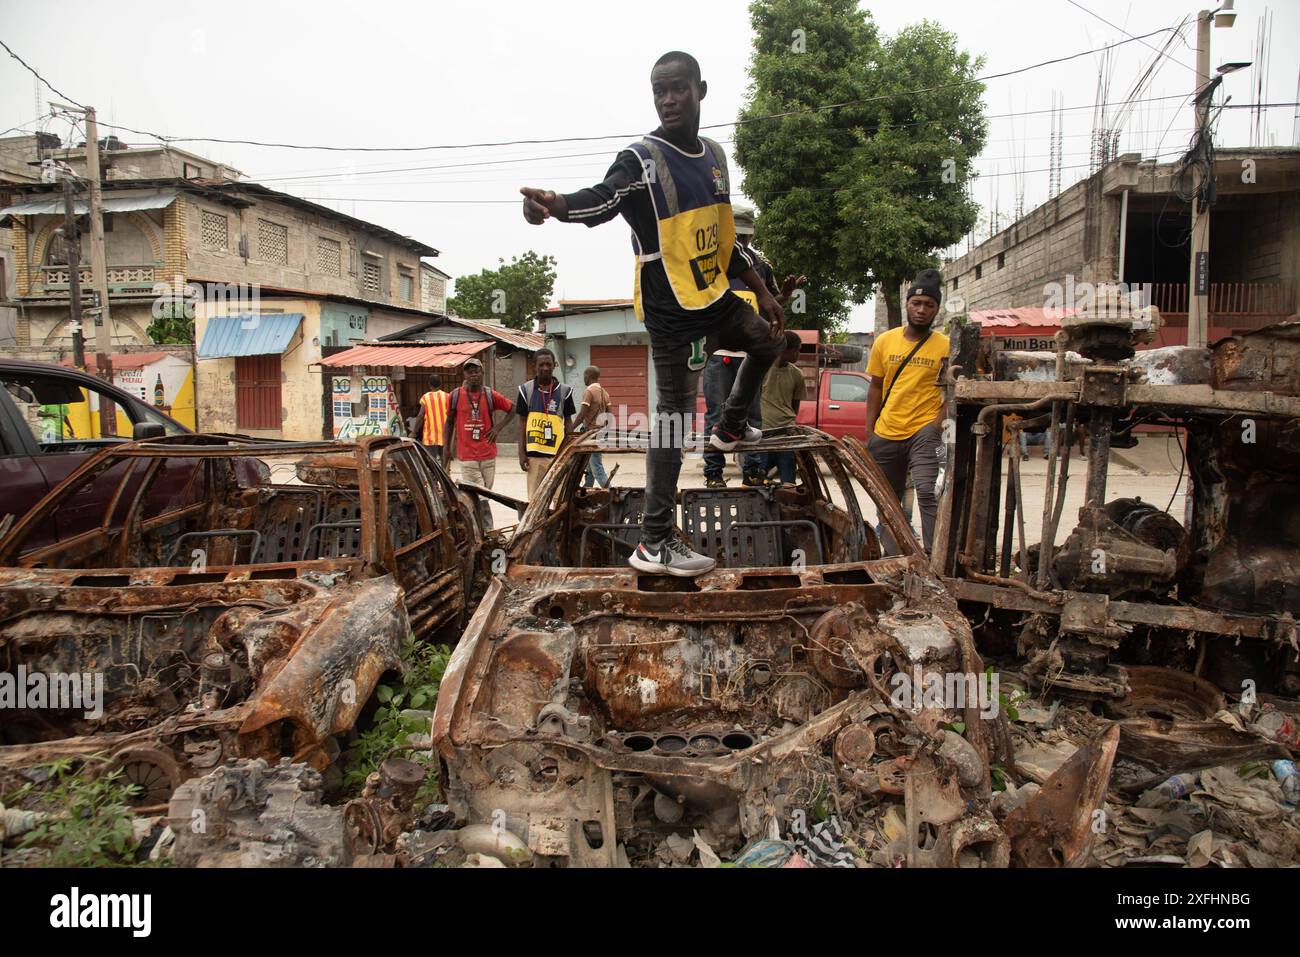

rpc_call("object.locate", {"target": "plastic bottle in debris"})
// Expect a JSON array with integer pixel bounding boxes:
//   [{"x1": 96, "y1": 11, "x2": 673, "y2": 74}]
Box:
[
  {"x1": 1136, "y1": 772, "x2": 1200, "y2": 807},
  {"x1": 1274, "y1": 761, "x2": 1299, "y2": 808}
]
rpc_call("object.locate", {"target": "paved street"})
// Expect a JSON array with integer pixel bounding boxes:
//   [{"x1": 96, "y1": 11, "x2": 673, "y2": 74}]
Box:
[{"x1": 460, "y1": 433, "x2": 1189, "y2": 547}]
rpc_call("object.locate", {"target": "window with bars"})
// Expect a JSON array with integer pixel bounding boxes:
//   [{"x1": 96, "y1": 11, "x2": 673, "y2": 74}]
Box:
[
  {"x1": 362, "y1": 260, "x2": 381, "y2": 294},
  {"x1": 201, "y1": 210, "x2": 228, "y2": 250},
  {"x1": 258, "y1": 218, "x2": 288, "y2": 265},
  {"x1": 317, "y1": 237, "x2": 341, "y2": 276}
]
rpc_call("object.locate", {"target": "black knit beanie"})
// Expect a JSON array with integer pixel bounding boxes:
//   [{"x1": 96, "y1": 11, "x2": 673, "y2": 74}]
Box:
[{"x1": 906, "y1": 268, "x2": 943, "y2": 305}]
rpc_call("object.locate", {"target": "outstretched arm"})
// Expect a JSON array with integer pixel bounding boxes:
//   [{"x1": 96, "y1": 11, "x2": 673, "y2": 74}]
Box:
[{"x1": 522, "y1": 151, "x2": 643, "y2": 228}]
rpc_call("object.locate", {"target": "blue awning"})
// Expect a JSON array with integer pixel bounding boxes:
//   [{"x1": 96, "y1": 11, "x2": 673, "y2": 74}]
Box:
[{"x1": 197, "y1": 314, "x2": 304, "y2": 359}]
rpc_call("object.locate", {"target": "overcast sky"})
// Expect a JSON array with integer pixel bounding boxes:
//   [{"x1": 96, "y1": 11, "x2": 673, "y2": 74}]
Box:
[{"x1": 3, "y1": 0, "x2": 1297, "y2": 330}]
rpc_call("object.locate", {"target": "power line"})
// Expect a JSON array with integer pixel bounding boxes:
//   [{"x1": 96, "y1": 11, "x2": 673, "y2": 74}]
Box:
[
  {"x1": 245, "y1": 95, "x2": 1203, "y2": 186},
  {"x1": 0, "y1": 38, "x2": 85, "y2": 110},
  {"x1": 1065, "y1": 2, "x2": 1199, "y2": 76},
  {"x1": 23, "y1": 25, "x2": 1186, "y2": 154},
  {"x1": 299, "y1": 149, "x2": 1189, "y2": 206}
]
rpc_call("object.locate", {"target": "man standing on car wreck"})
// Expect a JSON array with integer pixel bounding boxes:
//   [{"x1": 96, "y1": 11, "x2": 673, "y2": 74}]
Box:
[{"x1": 520, "y1": 50, "x2": 785, "y2": 577}]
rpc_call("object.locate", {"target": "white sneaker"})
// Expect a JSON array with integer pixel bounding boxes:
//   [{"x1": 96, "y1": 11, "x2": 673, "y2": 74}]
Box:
[
  {"x1": 709, "y1": 423, "x2": 762, "y2": 452},
  {"x1": 628, "y1": 536, "x2": 716, "y2": 577}
]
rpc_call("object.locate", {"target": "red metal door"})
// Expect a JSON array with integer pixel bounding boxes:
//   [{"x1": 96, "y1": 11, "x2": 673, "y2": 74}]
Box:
[
  {"x1": 235, "y1": 355, "x2": 282, "y2": 430},
  {"x1": 589, "y1": 345, "x2": 649, "y2": 422}
]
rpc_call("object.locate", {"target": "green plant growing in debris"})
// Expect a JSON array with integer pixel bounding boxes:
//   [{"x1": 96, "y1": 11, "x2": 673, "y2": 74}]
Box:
[
  {"x1": 990, "y1": 763, "x2": 1010, "y2": 792},
  {"x1": 343, "y1": 638, "x2": 451, "y2": 801},
  {"x1": 982, "y1": 666, "x2": 1024, "y2": 722},
  {"x1": 7, "y1": 754, "x2": 148, "y2": 867}
]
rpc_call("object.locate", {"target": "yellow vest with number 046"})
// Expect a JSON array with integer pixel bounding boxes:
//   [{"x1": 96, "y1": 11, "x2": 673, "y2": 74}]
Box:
[
  {"x1": 522, "y1": 379, "x2": 570, "y2": 457},
  {"x1": 629, "y1": 135, "x2": 736, "y2": 323}
]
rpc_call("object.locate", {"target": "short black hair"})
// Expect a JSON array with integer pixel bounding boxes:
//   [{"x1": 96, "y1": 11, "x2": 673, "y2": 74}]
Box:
[
  {"x1": 653, "y1": 51, "x2": 702, "y2": 85},
  {"x1": 784, "y1": 331, "x2": 802, "y2": 351},
  {"x1": 535, "y1": 347, "x2": 556, "y2": 362}
]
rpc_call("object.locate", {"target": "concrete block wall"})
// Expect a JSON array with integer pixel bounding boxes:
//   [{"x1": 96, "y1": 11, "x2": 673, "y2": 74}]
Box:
[{"x1": 183, "y1": 196, "x2": 427, "y2": 314}]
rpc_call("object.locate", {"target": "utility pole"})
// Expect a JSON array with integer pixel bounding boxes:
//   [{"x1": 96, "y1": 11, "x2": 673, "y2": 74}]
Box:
[
  {"x1": 1186, "y1": 2, "x2": 1245, "y2": 348},
  {"x1": 60, "y1": 176, "x2": 85, "y2": 371},
  {"x1": 51, "y1": 102, "x2": 113, "y2": 356},
  {"x1": 82, "y1": 106, "x2": 113, "y2": 357},
  {"x1": 1187, "y1": 10, "x2": 1213, "y2": 350}
]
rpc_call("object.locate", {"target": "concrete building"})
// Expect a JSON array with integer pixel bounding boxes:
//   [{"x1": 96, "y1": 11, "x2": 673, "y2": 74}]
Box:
[
  {"x1": 932, "y1": 147, "x2": 1300, "y2": 344},
  {"x1": 540, "y1": 300, "x2": 652, "y2": 423},
  {"x1": 0, "y1": 133, "x2": 53, "y2": 347},
  {"x1": 1, "y1": 136, "x2": 457, "y2": 441},
  {"x1": 420, "y1": 262, "x2": 450, "y2": 314}
]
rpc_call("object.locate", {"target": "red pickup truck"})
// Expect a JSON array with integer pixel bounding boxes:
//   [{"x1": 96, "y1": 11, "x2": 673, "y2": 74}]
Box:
[
  {"x1": 692, "y1": 335, "x2": 871, "y2": 440},
  {"x1": 792, "y1": 363, "x2": 872, "y2": 439},
  {"x1": 790, "y1": 331, "x2": 871, "y2": 438}
]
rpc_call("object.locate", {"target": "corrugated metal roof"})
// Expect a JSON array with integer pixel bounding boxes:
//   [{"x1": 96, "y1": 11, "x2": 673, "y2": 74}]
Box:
[
  {"x1": 969, "y1": 307, "x2": 1076, "y2": 329},
  {"x1": 197, "y1": 314, "x2": 304, "y2": 359},
  {"x1": 0, "y1": 188, "x2": 179, "y2": 217},
  {"x1": 318, "y1": 341, "x2": 492, "y2": 368},
  {"x1": 445, "y1": 317, "x2": 544, "y2": 351}
]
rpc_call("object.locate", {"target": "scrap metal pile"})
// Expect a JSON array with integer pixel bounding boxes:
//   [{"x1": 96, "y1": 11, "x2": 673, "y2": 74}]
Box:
[{"x1": 1, "y1": 333, "x2": 1297, "y2": 866}]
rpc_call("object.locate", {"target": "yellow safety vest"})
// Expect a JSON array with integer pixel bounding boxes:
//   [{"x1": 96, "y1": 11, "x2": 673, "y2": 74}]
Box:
[
  {"x1": 521, "y1": 380, "x2": 569, "y2": 456},
  {"x1": 629, "y1": 135, "x2": 735, "y2": 323}
]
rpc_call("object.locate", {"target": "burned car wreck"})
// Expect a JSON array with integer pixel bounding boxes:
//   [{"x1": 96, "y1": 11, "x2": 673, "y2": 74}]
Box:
[
  {"x1": 430, "y1": 428, "x2": 1116, "y2": 867},
  {"x1": 0, "y1": 434, "x2": 485, "y2": 807},
  {"x1": 937, "y1": 313, "x2": 1300, "y2": 700}
]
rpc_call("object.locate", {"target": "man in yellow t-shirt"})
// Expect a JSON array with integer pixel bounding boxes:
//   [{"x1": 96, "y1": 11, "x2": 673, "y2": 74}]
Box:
[{"x1": 865, "y1": 268, "x2": 949, "y2": 553}]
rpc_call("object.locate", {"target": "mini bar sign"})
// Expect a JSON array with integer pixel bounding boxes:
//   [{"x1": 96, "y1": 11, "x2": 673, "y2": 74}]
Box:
[
  {"x1": 995, "y1": 336, "x2": 1057, "y2": 351},
  {"x1": 1196, "y1": 251, "x2": 1209, "y2": 296}
]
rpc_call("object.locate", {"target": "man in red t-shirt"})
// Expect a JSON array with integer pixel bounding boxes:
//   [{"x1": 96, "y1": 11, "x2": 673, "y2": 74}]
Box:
[{"x1": 442, "y1": 357, "x2": 514, "y2": 489}]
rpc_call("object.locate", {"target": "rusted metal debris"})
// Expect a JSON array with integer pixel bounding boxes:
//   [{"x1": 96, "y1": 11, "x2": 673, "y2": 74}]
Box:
[
  {"x1": 941, "y1": 317, "x2": 1300, "y2": 701},
  {"x1": 431, "y1": 430, "x2": 1078, "y2": 867},
  {"x1": 2, "y1": 404, "x2": 1295, "y2": 866},
  {"x1": 0, "y1": 435, "x2": 485, "y2": 808},
  {"x1": 1005, "y1": 725, "x2": 1120, "y2": 867}
]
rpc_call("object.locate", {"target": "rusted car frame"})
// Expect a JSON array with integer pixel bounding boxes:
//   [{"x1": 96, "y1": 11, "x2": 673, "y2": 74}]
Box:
[
  {"x1": 935, "y1": 317, "x2": 1300, "y2": 700},
  {"x1": 0, "y1": 434, "x2": 485, "y2": 805},
  {"x1": 432, "y1": 428, "x2": 1014, "y2": 866}
]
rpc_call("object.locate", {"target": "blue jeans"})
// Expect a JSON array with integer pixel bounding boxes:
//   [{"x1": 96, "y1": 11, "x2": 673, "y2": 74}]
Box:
[
  {"x1": 583, "y1": 451, "x2": 609, "y2": 488},
  {"x1": 765, "y1": 450, "x2": 796, "y2": 483},
  {"x1": 1020, "y1": 430, "x2": 1053, "y2": 458},
  {"x1": 702, "y1": 354, "x2": 764, "y2": 479}
]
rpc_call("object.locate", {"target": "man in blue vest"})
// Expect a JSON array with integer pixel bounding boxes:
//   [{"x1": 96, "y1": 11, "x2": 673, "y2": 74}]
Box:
[{"x1": 520, "y1": 51, "x2": 785, "y2": 576}]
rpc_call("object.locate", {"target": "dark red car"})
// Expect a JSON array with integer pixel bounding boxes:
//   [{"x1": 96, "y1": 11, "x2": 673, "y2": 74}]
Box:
[{"x1": 0, "y1": 359, "x2": 189, "y2": 547}]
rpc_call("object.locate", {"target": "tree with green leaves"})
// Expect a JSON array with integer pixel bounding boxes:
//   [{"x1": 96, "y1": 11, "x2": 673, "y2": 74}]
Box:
[
  {"x1": 447, "y1": 250, "x2": 557, "y2": 332},
  {"x1": 146, "y1": 300, "x2": 194, "y2": 344},
  {"x1": 735, "y1": 1, "x2": 986, "y2": 331}
]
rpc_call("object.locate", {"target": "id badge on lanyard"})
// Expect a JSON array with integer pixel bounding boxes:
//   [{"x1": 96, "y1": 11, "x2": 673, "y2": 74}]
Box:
[{"x1": 470, "y1": 403, "x2": 482, "y2": 442}]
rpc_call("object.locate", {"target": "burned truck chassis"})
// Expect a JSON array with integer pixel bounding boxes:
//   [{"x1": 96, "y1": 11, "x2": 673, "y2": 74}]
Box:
[{"x1": 935, "y1": 319, "x2": 1300, "y2": 700}]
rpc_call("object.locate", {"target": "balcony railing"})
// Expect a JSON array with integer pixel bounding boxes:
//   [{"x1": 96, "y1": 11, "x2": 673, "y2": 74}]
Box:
[
  {"x1": 40, "y1": 264, "x2": 157, "y2": 293},
  {"x1": 1145, "y1": 281, "x2": 1296, "y2": 318}
]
